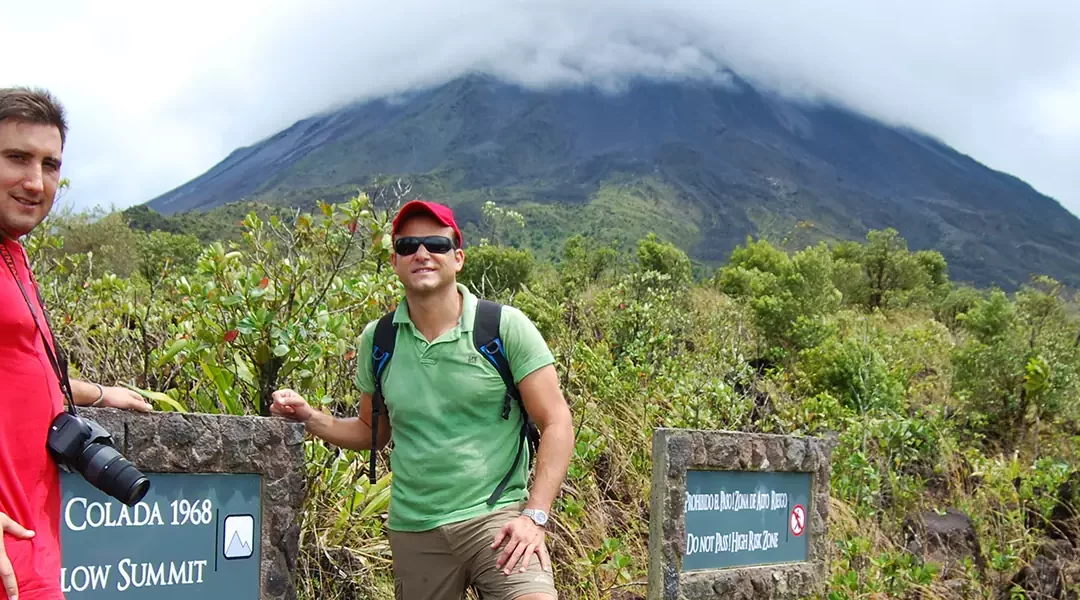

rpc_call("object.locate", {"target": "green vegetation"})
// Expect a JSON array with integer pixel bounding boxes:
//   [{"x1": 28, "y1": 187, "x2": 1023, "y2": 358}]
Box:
[
  {"x1": 506, "y1": 175, "x2": 704, "y2": 262},
  {"x1": 29, "y1": 196, "x2": 1080, "y2": 599},
  {"x1": 234, "y1": 173, "x2": 706, "y2": 267}
]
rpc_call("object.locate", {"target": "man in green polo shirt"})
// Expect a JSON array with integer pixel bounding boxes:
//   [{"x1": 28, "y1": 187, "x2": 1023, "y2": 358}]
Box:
[{"x1": 271, "y1": 200, "x2": 574, "y2": 600}]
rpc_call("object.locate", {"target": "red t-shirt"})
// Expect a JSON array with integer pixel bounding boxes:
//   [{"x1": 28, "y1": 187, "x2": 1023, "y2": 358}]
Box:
[{"x1": 0, "y1": 236, "x2": 65, "y2": 600}]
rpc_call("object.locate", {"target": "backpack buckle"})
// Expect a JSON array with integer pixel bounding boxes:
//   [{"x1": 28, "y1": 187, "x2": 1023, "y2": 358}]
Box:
[{"x1": 481, "y1": 338, "x2": 503, "y2": 356}]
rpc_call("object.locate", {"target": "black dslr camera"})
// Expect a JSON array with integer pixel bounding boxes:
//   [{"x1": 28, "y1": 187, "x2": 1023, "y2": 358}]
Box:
[{"x1": 46, "y1": 412, "x2": 150, "y2": 507}]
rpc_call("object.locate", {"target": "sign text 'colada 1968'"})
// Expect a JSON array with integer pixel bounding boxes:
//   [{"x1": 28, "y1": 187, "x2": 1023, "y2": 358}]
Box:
[{"x1": 59, "y1": 472, "x2": 261, "y2": 598}]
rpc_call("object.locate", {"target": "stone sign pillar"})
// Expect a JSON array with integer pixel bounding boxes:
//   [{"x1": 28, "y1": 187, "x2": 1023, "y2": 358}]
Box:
[
  {"x1": 57, "y1": 407, "x2": 308, "y2": 600},
  {"x1": 647, "y1": 428, "x2": 835, "y2": 600}
]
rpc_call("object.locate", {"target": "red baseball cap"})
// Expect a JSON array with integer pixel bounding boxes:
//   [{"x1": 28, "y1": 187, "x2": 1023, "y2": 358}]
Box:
[{"x1": 392, "y1": 200, "x2": 463, "y2": 246}]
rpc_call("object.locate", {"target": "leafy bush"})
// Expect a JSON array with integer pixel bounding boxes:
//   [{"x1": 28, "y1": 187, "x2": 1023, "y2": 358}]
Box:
[
  {"x1": 716, "y1": 238, "x2": 842, "y2": 361},
  {"x1": 799, "y1": 326, "x2": 905, "y2": 414},
  {"x1": 459, "y1": 243, "x2": 534, "y2": 299},
  {"x1": 953, "y1": 277, "x2": 1080, "y2": 449}
]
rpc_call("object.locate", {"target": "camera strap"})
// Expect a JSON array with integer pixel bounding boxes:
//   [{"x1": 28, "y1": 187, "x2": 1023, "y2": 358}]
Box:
[{"x1": 0, "y1": 240, "x2": 78, "y2": 415}]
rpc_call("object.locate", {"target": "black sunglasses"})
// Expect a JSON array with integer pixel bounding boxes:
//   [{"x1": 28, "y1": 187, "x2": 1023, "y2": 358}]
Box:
[{"x1": 393, "y1": 235, "x2": 457, "y2": 256}]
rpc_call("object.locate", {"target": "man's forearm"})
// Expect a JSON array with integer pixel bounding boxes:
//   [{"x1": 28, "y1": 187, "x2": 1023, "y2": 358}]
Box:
[
  {"x1": 70, "y1": 379, "x2": 104, "y2": 406},
  {"x1": 525, "y1": 419, "x2": 574, "y2": 515},
  {"x1": 305, "y1": 411, "x2": 375, "y2": 452}
]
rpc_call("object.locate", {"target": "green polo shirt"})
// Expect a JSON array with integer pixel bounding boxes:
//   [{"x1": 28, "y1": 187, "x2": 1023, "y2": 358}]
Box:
[{"x1": 354, "y1": 284, "x2": 555, "y2": 532}]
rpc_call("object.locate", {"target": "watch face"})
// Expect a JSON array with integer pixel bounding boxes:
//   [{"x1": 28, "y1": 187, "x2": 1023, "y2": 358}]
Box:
[{"x1": 533, "y1": 510, "x2": 548, "y2": 526}]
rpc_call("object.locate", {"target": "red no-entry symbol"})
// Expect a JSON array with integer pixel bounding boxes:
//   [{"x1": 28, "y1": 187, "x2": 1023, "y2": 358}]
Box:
[{"x1": 790, "y1": 504, "x2": 806, "y2": 537}]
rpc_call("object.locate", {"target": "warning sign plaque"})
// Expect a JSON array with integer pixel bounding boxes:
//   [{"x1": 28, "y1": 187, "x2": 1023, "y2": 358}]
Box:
[{"x1": 682, "y1": 470, "x2": 812, "y2": 571}]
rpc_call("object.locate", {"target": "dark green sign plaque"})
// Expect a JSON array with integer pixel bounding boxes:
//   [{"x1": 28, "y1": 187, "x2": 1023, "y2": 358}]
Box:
[
  {"x1": 683, "y1": 469, "x2": 811, "y2": 571},
  {"x1": 648, "y1": 429, "x2": 833, "y2": 600},
  {"x1": 59, "y1": 472, "x2": 261, "y2": 598}
]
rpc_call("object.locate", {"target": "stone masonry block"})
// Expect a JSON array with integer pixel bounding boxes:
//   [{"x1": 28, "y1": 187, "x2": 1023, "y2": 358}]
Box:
[
  {"x1": 75, "y1": 407, "x2": 307, "y2": 600},
  {"x1": 647, "y1": 428, "x2": 836, "y2": 600}
]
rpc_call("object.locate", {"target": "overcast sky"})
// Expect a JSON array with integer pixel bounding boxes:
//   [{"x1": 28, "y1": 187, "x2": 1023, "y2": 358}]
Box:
[{"x1": 3, "y1": 0, "x2": 1079, "y2": 217}]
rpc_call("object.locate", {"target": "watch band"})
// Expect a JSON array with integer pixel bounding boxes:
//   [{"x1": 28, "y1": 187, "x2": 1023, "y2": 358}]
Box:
[{"x1": 521, "y1": 508, "x2": 549, "y2": 527}]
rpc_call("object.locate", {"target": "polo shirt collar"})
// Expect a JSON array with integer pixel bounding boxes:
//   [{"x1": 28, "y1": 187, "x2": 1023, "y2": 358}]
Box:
[{"x1": 392, "y1": 283, "x2": 478, "y2": 333}]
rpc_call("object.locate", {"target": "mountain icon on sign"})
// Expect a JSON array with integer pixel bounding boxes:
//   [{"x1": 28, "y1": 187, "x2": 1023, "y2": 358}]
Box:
[{"x1": 223, "y1": 514, "x2": 254, "y2": 559}]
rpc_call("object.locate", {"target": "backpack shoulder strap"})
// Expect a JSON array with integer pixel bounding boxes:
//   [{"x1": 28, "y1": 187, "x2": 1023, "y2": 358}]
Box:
[
  {"x1": 474, "y1": 299, "x2": 519, "y2": 415},
  {"x1": 372, "y1": 311, "x2": 397, "y2": 381},
  {"x1": 473, "y1": 299, "x2": 540, "y2": 506},
  {"x1": 368, "y1": 310, "x2": 397, "y2": 484}
]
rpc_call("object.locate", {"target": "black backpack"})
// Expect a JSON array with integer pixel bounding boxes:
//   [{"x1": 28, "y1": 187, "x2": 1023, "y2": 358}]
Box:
[{"x1": 367, "y1": 299, "x2": 541, "y2": 506}]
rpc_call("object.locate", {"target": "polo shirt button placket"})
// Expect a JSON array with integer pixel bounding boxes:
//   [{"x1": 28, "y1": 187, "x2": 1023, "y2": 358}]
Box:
[{"x1": 419, "y1": 340, "x2": 436, "y2": 365}]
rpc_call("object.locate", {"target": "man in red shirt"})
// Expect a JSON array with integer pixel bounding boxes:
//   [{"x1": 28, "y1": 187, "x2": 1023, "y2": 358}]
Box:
[{"x1": 0, "y1": 87, "x2": 153, "y2": 600}]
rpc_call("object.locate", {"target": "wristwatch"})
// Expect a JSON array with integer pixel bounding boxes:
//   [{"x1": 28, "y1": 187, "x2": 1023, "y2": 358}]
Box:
[{"x1": 521, "y1": 508, "x2": 549, "y2": 527}]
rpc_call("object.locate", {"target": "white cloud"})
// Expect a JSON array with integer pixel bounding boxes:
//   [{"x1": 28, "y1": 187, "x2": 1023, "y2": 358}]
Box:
[{"x1": 2, "y1": 0, "x2": 1078, "y2": 217}]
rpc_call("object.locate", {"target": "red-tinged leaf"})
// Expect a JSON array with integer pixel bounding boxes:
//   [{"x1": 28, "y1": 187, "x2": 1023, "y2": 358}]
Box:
[
  {"x1": 344, "y1": 350, "x2": 356, "y2": 361},
  {"x1": 348, "y1": 220, "x2": 358, "y2": 234},
  {"x1": 223, "y1": 330, "x2": 239, "y2": 343},
  {"x1": 258, "y1": 276, "x2": 269, "y2": 289}
]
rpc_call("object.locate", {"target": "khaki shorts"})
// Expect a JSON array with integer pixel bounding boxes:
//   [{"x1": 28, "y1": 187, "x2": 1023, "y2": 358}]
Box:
[{"x1": 388, "y1": 503, "x2": 557, "y2": 600}]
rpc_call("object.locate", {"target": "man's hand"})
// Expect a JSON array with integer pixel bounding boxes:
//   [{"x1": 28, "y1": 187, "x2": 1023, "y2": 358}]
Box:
[
  {"x1": 72, "y1": 380, "x2": 153, "y2": 412},
  {"x1": 270, "y1": 389, "x2": 318, "y2": 424},
  {"x1": 491, "y1": 515, "x2": 550, "y2": 575},
  {"x1": 0, "y1": 511, "x2": 34, "y2": 600},
  {"x1": 99, "y1": 386, "x2": 152, "y2": 412}
]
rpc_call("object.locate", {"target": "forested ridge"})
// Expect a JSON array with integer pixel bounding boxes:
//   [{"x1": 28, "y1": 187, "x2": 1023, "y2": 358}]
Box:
[{"x1": 31, "y1": 193, "x2": 1080, "y2": 599}]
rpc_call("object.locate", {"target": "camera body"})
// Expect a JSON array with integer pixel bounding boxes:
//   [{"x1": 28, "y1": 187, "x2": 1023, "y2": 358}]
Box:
[{"x1": 46, "y1": 412, "x2": 150, "y2": 507}]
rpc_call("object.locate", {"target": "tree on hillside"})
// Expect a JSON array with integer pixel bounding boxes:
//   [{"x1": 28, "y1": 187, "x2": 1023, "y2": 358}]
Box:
[
  {"x1": 459, "y1": 244, "x2": 534, "y2": 299},
  {"x1": 716, "y1": 237, "x2": 842, "y2": 361},
  {"x1": 636, "y1": 233, "x2": 692, "y2": 289},
  {"x1": 954, "y1": 275, "x2": 1080, "y2": 451},
  {"x1": 558, "y1": 234, "x2": 618, "y2": 293},
  {"x1": 832, "y1": 228, "x2": 949, "y2": 310},
  {"x1": 480, "y1": 200, "x2": 525, "y2": 247}
]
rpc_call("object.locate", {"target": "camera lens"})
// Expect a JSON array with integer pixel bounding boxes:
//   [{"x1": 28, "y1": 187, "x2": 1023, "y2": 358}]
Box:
[{"x1": 78, "y1": 443, "x2": 151, "y2": 506}]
